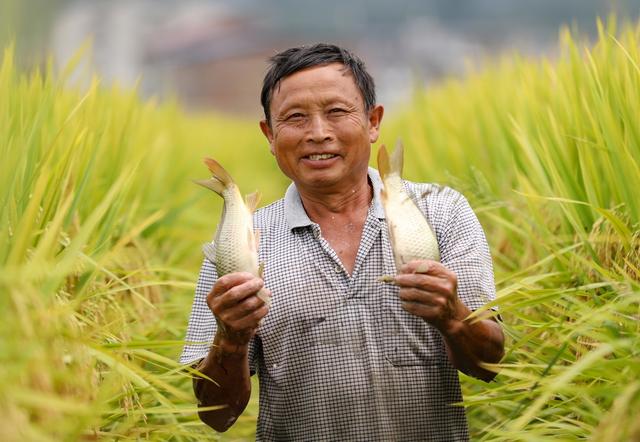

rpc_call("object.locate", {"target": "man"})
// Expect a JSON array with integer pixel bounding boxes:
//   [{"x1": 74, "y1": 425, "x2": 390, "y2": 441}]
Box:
[{"x1": 181, "y1": 43, "x2": 504, "y2": 441}]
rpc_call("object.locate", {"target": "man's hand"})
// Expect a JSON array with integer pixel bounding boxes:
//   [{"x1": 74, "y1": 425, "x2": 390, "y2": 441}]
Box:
[
  {"x1": 393, "y1": 260, "x2": 504, "y2": 381},
  {"x1": 195, "y1": 272, "x2": 270, "y2": 432},
  {"x1": 208, "y1": 272, "x2": 271, "y2": 346},
  {"x1": 393, "y1": 260, "x2": 466, "y2": 333}
]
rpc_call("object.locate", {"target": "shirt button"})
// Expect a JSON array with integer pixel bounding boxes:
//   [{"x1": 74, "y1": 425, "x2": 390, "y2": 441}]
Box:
[{"x1": 334, "y1": 265, "x2": 342, "y2": 273}]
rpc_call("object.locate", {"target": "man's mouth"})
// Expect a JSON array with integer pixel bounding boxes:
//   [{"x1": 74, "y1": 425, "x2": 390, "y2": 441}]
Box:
[{"x1": 305, "y1": 153, "x2": 338, "y2": 161}]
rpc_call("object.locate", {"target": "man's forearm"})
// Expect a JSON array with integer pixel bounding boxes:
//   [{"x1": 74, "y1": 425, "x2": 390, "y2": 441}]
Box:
[
  {"x1": 441, "y1": 306, "x2": 505, "y2": 381},
  {"x1": 194, "y1": 334, "x2": 252, "y2": 432}
]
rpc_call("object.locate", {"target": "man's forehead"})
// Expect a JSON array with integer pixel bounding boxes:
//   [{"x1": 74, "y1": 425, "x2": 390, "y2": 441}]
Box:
[{"x1": 274, "y1": 63, "x2": 353, "y2": 91}]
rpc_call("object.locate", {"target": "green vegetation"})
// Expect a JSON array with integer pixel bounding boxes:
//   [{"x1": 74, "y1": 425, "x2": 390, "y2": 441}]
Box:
[
  {"x1": 1, "y1": 17, "x2": 638, "y2": 441},
  {"x1": 384, "y1": 18, "x2": 640, "y2": 441}
]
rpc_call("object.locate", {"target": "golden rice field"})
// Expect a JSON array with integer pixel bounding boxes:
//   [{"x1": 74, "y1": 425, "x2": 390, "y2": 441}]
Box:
[{"x1": 1, "y1": 18, "x2": 638, "y2": 441}]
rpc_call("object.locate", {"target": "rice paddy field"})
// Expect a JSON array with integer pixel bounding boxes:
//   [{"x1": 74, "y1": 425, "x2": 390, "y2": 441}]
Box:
[{"x1": 1, "y1": 18, "x2": 638, "y2": 441}]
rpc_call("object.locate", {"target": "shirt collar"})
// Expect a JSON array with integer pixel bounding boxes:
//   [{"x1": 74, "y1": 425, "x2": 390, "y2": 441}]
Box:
[{"x1": 284, "y1": 167, "x2": 386, "y2": 230}]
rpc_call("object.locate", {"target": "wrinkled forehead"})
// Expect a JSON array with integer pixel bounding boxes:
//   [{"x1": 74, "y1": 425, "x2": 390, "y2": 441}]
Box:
[
  {"x1": 270, "y1": 63, "x2": 361, "y2": 107},
  {"x1": 274, "y1": 62, "x2": 352, "y2": 90}
]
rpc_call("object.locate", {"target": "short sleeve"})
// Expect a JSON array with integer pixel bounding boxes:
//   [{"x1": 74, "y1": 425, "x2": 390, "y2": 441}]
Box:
[
  {"x1": 438, "y1": 191, "x2": 497, "y2": 312},
  {"x1": 180, "y1": 254, "x2": 260, "y2": 374}
]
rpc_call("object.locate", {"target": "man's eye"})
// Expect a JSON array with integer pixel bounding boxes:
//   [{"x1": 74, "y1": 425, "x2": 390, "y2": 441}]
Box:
[
  {"x1": 329, "y1": 108, "x2": 346, "y2": 114},
  {"x1": 287, "y1": 113, "x2": 305, "y2": 120}
]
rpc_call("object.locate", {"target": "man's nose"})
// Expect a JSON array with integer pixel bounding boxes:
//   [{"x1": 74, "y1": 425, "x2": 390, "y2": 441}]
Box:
[{"x1": 307, "y1": 114, "x2": 332, "y2": 143}]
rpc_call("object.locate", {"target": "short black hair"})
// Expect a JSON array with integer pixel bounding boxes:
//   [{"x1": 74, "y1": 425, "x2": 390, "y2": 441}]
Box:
[{"x1": 260, "y1": 43, "x2": 376, "y2": 124}]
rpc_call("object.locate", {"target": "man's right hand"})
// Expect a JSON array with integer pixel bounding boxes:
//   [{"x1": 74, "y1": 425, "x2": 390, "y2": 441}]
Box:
[
  {"x1": 196, "y1": 272, "x2": 269, "y2": 432},
  {"x1": 207, "y1": 272, "x2": 271, "y2": 346}
]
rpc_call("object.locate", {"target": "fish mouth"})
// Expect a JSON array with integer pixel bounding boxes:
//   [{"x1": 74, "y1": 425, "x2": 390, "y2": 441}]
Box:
[{"x1": 302, "y1": 153, "x2": 339, "y2": 161}]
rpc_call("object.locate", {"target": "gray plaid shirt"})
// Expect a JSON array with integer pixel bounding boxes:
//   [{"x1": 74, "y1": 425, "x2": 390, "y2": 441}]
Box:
[{"x1": 181, "y1": 168, "x2": 496, "y2": 441}]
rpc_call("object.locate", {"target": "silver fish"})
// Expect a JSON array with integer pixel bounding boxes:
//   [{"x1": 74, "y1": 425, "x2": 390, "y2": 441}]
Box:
[
  {"x1": 194, "y1": 157, "x2": 270, "y2": 306},
  {"x1": 377, "y1": 142, "x2": 440, "y2": 280}
]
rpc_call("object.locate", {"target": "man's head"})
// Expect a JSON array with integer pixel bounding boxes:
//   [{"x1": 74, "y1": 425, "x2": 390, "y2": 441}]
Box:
[
  {"x1": 259, "y1": 44, "x2": 384, "y2": 194},
  {"x1": 260, "y1": 43, "x2": 376, "y2": 125}
]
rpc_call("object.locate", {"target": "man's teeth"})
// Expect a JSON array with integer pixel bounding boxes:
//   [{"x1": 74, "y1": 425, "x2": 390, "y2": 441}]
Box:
[{"x1": 308, "y1": 154, "x2": 336, "y2": 160}]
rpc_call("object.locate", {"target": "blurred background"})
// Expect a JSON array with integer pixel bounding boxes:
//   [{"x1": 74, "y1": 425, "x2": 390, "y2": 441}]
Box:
[
  {"x1": 2, "y1": 0, "x2": 639, "y2": 118},
  {"x1": 2, "y1": 2, "x2": 640, "y2": 441}
]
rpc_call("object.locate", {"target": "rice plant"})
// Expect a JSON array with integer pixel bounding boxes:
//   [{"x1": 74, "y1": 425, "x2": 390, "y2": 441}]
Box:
[
  {"x1": 1, "y1": 15, "x2": 638, "y2": 442},
  {"x1": 0, "y1": 44, "x2": 281, "y2": 440},
  {"x1": 383, "y1": 17, "x2": 639, "y2": 441}
]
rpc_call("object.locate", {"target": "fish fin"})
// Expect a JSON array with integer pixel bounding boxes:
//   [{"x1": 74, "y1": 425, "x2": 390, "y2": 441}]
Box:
[
  {"x1": 193, "y1": 177, "x2": 225, "y2": 195},
  {"x1": 202, "y1": 242, "x2": 216, "y2": 264},
  {"x1": 377, "y1": 144, "x2": 390, "y2": 179},
  {"x1": 245, "y1": 191, "x2": 262, "y2": 212},
  {"x1": 390, "y1": 139, "x2": 404, "y2": 177},
  {"x1": 256, "y1": 288, "x2": 271, "y2": 306},
  {"x1": 258, "y1": 261, "x2": 265, "y2": 279},
  {"x1": 377, "y1": 275, "x2": 398, "y2": 285}
]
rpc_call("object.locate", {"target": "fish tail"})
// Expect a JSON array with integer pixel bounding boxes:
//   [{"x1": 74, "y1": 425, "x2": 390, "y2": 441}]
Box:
[
  {"x1": 390, "y1": 140, "x2": 404, "y2": 176},
  {"x1": 194, "y1": 157, "x2": 235, "y2": 195},
  {"x1": 377, "y1": 140, "x2": 404, "y2": 179},
  {"x1": 377, "y1": 144, "x2": 390, "y2": 178},
  {"x1": 203, "y1": 157, "x2": 233, "y2": 184},
  {"x1": 193, "y1": 177, "x2": 226, "y2": 195}
]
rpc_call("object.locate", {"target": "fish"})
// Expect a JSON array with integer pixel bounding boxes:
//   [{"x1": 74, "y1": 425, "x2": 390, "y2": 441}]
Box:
[
  {"x1": 377, "y1": 141, "x2": 440, "y2": 281},
  {"x1": 194, "y1": 157, "x2": 270, "y2": 306}
]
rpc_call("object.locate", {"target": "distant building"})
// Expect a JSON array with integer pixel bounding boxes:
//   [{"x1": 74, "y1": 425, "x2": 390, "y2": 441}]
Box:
[{"x1": 52, "y1": 0, "x2": 292, "y2": 116}]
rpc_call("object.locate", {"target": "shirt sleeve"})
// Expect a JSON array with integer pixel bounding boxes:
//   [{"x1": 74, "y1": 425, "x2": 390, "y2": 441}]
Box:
[
  {"x1": 180, "y1": 254, "x2": 260, "y2": 374},
  {"x1": 437, "y1": 190, "x2": 497, "y2": 312}
]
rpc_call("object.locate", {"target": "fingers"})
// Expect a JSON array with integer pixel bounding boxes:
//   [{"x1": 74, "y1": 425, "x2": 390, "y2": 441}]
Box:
[
  {"x1": 397, "y1": 285, "x2": 455, "y2": 330},
  {"x1": 394, "y1": 260, "x2": 457, "y2": 295},
  {"x1": 213, "y1": 272, "x2": 260, "y2": 296},
  {"x1": 389, "y1": 260, "x2": 462, "y2": 329},
  {"x1": 398, "y1": 286, "x2": 447, "y2": 308},
  {"x1": 400, "y1": 299, "x2": 443, "y2": 320},
  {"x1": 212, "y1": 274, "x2": 265, "y2": 309},
  {"x1": 207, "y1": 272, "x2": 271, "y2": 334},
  {"x1": 399, "y1": 260, "x2": 454, "y2": 278}
]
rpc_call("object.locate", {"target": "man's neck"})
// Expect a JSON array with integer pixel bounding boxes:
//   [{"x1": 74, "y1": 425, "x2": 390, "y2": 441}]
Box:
[{"x1": 297, "y1": 176, "x2": 372, "y2": 222}]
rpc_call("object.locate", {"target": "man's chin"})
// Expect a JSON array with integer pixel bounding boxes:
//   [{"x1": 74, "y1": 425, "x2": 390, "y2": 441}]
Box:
[{"x1": 297, "y1": 168, "x2": 368, "y2": 192}]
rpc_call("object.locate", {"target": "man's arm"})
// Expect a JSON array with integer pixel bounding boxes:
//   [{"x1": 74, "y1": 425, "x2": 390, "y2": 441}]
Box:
[
  {"x1": 393, "y1": 260, "x2": 504, "y2": 382},
  {"x1": 194, "y1": 272, "x2": 270, "y2": 431}
]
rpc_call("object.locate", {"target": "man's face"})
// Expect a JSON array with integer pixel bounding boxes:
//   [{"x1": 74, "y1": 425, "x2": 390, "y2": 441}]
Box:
[{"x1": 260, "y1": 63, "x2": 383, "y2": 194}]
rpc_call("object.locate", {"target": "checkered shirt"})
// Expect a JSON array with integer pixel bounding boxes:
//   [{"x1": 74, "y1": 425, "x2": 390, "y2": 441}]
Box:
[{"x1": 181, "y1": 167, "x2": 496, "y2": 441}]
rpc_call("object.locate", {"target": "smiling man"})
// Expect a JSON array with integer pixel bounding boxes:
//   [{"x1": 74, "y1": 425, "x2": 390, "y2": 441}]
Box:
[{"x1": 181, "y1": 44, "x2": 504, "y2": 441}]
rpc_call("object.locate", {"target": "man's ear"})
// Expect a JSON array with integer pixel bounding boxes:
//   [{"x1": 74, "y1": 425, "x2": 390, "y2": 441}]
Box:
[
  {"x1": 368, "y1": 104, "x2": 384, "y2": 143},
  {"x1": 259, "y1": 120, "x2": 275, "y2": 155}
]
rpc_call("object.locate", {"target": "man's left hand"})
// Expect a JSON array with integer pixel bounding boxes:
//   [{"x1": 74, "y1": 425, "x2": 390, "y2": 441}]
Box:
[{"x1": 393, "y1": 260, "x2": 469, "y2": 333}]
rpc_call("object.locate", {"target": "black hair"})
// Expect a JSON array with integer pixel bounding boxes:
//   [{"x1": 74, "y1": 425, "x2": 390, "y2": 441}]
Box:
[{"x1": 260, "y1": 43, "x2": 376, "y2": 124}]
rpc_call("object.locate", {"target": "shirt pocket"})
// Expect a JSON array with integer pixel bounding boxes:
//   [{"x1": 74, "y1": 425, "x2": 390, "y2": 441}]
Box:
[{"x1": 382, "y1": 289, "x2": 447, "y2": 367}]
